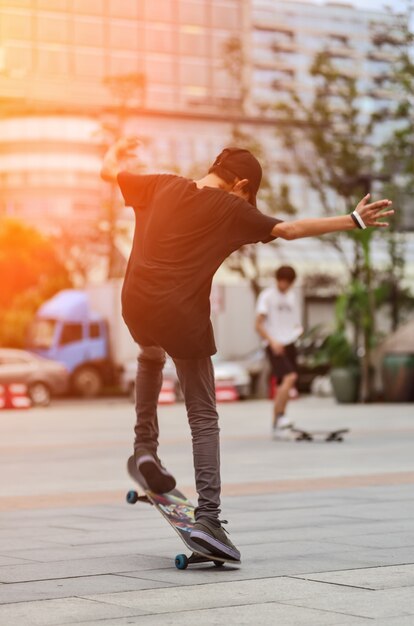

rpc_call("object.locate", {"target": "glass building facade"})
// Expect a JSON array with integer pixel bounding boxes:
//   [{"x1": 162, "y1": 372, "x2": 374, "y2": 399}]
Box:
[
  {"x1": 250, "y1": 0, "x2": 397, "y2": 112},
  {"x1": 0, "y1": 0, "x2": 245, "y2": 111},
  {"x1": 0, "y1": 0, "x2": 402, "y2": 237},
  {"x1": 0, "y1": 0, "x2": 249, "y2": 230}
]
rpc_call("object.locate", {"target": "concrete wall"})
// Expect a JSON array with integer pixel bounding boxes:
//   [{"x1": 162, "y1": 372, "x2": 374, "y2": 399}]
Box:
[{"x1": 211, "y1": 284, "x2": 259, "y2": 358}]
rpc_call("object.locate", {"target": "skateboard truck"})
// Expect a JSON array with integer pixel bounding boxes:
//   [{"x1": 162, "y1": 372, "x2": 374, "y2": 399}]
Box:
[
  {"x1": 175, "y1": 552, "x2": 224, "y2": 570},
  {"x1": 126, "y1": 490, "x2": 152, "y2": 505}
]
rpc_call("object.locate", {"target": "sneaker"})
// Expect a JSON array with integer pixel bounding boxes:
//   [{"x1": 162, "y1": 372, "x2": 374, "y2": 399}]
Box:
[
  {"x1": 134, "y1": 448, "x2": 176, "y2": 494},
  {"x1": 190, "y1": 518, "x2": 241, "y2": 561},
  {"x1": 277, "y1": 416, "x2": 293, "y2": 429},
  {"x1": 272, "y1": 421, "x2": 293, "y2": 441}
]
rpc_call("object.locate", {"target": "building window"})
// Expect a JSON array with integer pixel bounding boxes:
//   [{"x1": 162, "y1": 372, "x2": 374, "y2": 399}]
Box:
[
  {"x1": 213, "y1": 68, "x2": 234, "y2": 91},
  {"x1": 146, "y1": 85, "x2": 177, "y2": 108},
  {"x1": 2, "y1": 10, "x2": 32, "y2": 39},
  {"x1": 211, "y1": 3, "x2": 240, "y2": 30},
  {"x1": 179, "y1": 1, "x2": 208, "y2": 25},
  {"x1": 109, "y1": 21, "x2": 143, "y2": 50},
  {"x1": 108, "y1": 52, "x2": 142, "y2": 77},
  {"x1": 145, "y1": 25, "x2": 175, "y2": 54},
  {"x1": 73, "y1": 0, "x2": 105, "y2": 15},
  {"x1": 5, "y1": 43, "x2": 32, "y2": 76},
  {"x1": 145, "y1": 0, "x2": 175, "y2": 23},
  {"x1": 36, "y1": 15, "x2": 70, "y2": 44},
  {"x1": 74, "y1": 48, "x2": 105, "y2": 77},
  {"x1": 37, "y1": 45, "x2": 70, "y2": 75},
  {"x1": 180, "y1": 60, "x2": 209, "y2": 86},
  {"x1": 108, "y1": 0, "x2": 142, "y2": 19},
  {"x1": 179, "y1": 28, "x2": 208, "y2": 57},
  {"x1": 74, "y1": 18, "x2": 105, "y2": 47},
  {"x1": 2, "y1": 0, "x2": 31, "y2": 6},
  {"x1": 37, "y1": 0, "x2": 69, "y2": 10},
  {"x1": 145, "y1": 56, "x2": 175, "y2": 84}
]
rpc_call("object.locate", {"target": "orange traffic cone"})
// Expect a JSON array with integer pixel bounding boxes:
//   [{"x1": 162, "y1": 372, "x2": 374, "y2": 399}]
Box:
[
  {"x1": 269, "y1": 376, "x2": 278, "y2": 399},
  {"x1": 215, "y1": 380, "x2": 239, "y2": 402},
  {"x1": 1, "y1": 383, "x2": 31, "y2": 409},
  {"x1": 158, "y1": 379, "x2": 176, "y2": 405}
]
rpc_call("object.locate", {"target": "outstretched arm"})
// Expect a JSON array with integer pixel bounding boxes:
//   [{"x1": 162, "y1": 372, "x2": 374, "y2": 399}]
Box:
[
  {"x1": 272, "y1": 194, "x2": 394, "y2": 240},
  {"x1": 100, "y1": 136, "x2": 140, "y2": 183}
]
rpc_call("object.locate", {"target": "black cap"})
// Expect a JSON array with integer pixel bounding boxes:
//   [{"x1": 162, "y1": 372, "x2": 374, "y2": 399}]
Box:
[{"x1": 211, "y1": 147, "x2": 262, "y2": 207}]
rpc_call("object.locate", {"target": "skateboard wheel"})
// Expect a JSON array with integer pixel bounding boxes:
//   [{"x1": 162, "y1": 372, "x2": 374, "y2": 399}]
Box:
[
  {"x1": 175, "y1": 554, "x2": 188, "y2": 570},
  {"x1": 126, "y1": 490, "x2": 138, "y2": 504},
  {"x1": 213, "y1": 561, "x2": 224, "y2": 567}
]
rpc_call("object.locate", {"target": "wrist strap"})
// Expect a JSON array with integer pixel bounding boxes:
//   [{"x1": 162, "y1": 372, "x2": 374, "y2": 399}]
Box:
[{"x1": 351, "y1": 210, "x2": 367, "y2": 230}]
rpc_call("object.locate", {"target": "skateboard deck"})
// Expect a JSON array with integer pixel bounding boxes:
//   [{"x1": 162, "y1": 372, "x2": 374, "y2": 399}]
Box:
[
  {"x1": 290, "y1": 428, "x2": 349, "y2": 442},
  {"x1": 126, "y1": 456, "x2": 241, "y2": 569}
]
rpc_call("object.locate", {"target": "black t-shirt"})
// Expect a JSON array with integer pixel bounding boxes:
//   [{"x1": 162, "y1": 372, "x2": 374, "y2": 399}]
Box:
[{"x1": 118, "y1": 172, "x2": 282, "y2": 359}]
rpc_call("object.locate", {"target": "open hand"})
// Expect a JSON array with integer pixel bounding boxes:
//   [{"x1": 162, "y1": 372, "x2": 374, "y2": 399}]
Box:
[
  {"x1": 115, "y1": 136, "x2": 141, "y2": 158},
  {"x1": 355, "y1": 194, "x2": 394, "y2": 228}
]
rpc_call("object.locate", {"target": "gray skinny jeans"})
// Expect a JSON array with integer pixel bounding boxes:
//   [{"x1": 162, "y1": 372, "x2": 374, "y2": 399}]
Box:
[{"x1": 134, "y1": 345, "x2": 221, "y2": 523}]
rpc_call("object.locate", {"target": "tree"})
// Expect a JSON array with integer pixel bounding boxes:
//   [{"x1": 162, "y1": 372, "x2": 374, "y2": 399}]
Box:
[
  {"x1": 373, "y1": 2, "x2": 414, "y2": 329},
  {"x1": 221, "y1": 36, "x2": 248, "y2": 114},
  {"x1": 271, "y1": 6, "x2": 413, "y2": 400},
  {"x1": 52, "y1": 221, "x2": 108, "y2": 287},
  {"x1": 0, "y1": 219, "x2": 71, "y2": 347},
  {"x1": 221, "y1": 37, "x2": 297, "y2": 298},
  {"x1": 224, "y1": 126, "x2": 296, "y2": 298}
]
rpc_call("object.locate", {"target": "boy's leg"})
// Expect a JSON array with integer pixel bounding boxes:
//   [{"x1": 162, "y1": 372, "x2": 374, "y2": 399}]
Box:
[
  {"x1": 266, "y1": 346, "x2": 297, "y2": 429},
  {"x1": 134, "y1": 345, "x2": 166, "y2": 455},
  {"x1": 172, "y1": 356, "x2": 220, "y2": 523},
  {"x1": 173, "y1": 355, "x2": 241, "y2": 561},
  {"x1": 273, "y1": 372, "x2": 298, "y2": 426},
  {"x1": 133, "y1": 345, "x2": 176, "y2": 493}
]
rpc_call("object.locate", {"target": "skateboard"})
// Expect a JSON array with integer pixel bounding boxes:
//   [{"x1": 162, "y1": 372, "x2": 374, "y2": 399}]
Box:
[
  {"x1": 126, "y1": 456, "x2": 241, "y2": 570},
  {"x1": 290, "y1": 427, "x2": 349, "y2": 442}
]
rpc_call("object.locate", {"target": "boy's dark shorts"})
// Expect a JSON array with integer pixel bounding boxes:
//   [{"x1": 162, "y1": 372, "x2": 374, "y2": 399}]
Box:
[{"x1": 266, "y1": 343, "x2": 297, "y2": 384}]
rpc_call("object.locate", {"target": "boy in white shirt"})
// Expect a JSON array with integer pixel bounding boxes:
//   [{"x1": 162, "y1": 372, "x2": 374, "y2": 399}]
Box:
[{"x1": 256, "y1": 266, "x2": 303, "y2": 438}]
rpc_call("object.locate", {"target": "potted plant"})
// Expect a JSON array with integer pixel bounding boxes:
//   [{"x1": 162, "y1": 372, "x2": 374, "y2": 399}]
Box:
[{"x1": 316, "y1": 329, "x2": 361, "y2": 403}]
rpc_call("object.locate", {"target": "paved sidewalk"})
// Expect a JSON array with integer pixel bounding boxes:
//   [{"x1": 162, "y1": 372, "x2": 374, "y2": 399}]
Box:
[{"x1": 1, "y1": 397, "x2": 414, "y2": 625}]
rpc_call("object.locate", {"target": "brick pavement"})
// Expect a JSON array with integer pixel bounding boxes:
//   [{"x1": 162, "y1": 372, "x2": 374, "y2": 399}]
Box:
[{"x1": 1, "y1": 397, "x2": 413, "y2": 625}]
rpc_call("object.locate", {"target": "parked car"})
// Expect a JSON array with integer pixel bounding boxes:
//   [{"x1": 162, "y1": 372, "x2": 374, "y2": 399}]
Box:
[
  {"x1": 120, "y1": 354, "x2": 251, "y2": 401},
  {"x1": 119, "y1": 356, "x2": 178, "y2": 402},
  {"x1": 212, "y1": 354, "x2": 250, "y2": 399},
  {"x1": 0, "y1": 348, "x2": 69, "y2": 406}
]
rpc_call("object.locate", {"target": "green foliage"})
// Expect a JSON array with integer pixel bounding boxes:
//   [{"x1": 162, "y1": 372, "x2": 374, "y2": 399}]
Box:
[
  {"x1": 315, "y1": 329, "x2": 358, "y2": 369},
  {"x1": 221, "y1": 36, "x2": 247, "y2": 112},
  {"x1": 269, "y1": 4, "x2": 414, "y2": 399},
  {"x1": 377, "y1": 8, "x2": 414, "y2": 180},
  {"x1": 274, "y1": 50, "x2": 379, "y2": 212},
  {"x1": 222, "y1": 125, "x2": 297, "y2": 298},
  {"x1": 0, "y1": 219, "x2": 71, "y2": 348}
]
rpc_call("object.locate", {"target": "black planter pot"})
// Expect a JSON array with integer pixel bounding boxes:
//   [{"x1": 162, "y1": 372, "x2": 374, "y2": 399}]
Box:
[
  {"x1": 330, "y1": 367, "x2": 360, "y2": 403},
  {"x1": 382, "y1": 353, "x2": 414, "y2": 402}
]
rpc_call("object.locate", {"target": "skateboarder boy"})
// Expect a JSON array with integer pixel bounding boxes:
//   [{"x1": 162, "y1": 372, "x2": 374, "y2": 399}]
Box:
[
  {"x1": 256, "y1": 265, "x2": 302, "y2": 439},
  {"x1": 101, "y1": 136, "x2": 393, "y2": 562}
]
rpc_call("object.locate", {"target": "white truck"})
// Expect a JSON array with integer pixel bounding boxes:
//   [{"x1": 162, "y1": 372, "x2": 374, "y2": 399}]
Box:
[{"x1": 28, "y1": 280, "x2": 138, "y2": 397}]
